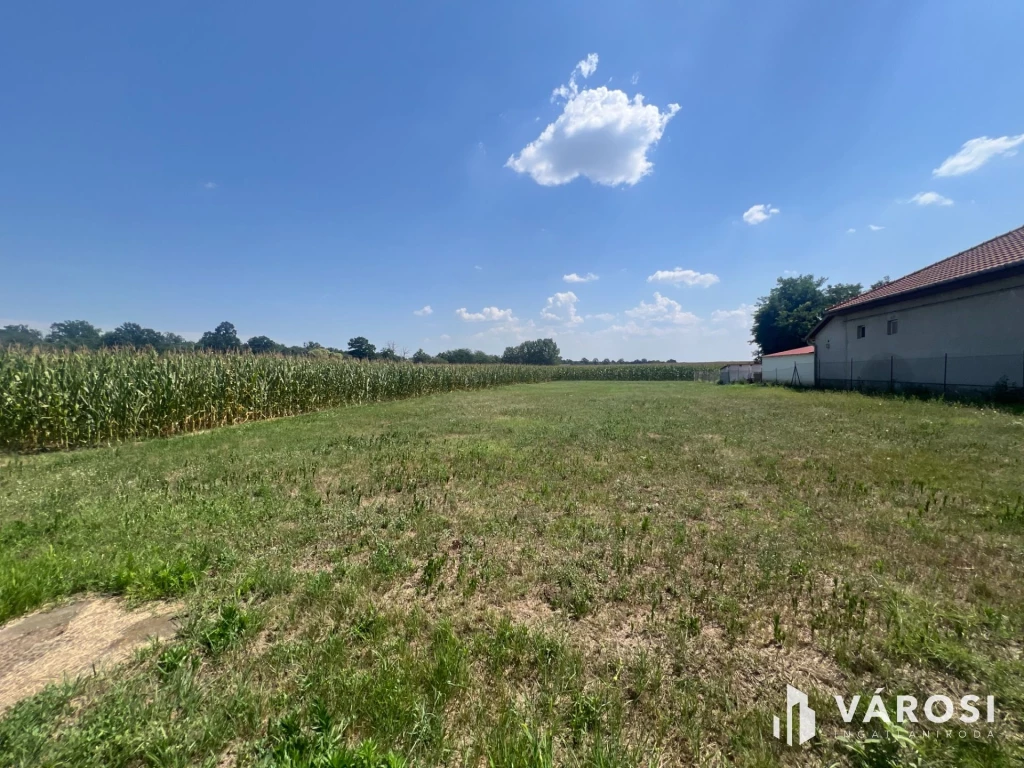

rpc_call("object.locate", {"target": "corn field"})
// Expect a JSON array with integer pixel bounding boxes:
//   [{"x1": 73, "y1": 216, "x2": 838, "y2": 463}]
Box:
[{"x1": 0, "y1": 349, "x2": 718, "y2": 452}]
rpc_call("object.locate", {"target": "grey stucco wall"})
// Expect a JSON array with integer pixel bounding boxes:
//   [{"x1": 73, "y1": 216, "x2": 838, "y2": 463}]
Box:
[{"x1": 812, "y1": 272, "x2": 1024, "y2": 388}]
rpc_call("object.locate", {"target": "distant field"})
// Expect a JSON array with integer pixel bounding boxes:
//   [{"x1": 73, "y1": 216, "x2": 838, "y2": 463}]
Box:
[
  {"x1": 1, "y1": 383, "x2": 1022, "y2": 766},
  {"x1": 0, "y1": 349, "x2": 717, "y2": 452}
]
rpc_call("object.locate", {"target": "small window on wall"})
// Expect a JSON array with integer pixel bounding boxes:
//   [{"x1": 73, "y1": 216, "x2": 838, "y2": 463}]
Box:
[
  {"x1": 856, "y1": 325, "x2": 866, "y2": 339},
  {"x1": 887, "y1": 319, "x2": 898, "y2": 335}
]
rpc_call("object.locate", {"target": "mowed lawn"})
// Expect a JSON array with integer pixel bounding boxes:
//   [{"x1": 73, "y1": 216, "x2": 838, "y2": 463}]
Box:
[{"x1": 1, "y1": 382, "x2": 1022, "y2": 767}]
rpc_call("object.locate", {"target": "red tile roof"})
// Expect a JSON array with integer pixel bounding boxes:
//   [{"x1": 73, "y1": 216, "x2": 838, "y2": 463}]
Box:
[
  {"x1": 763, "y1": 345, "x2": 815, "y2": 357},
  {"x1": 828, "y1": 224, "x2": 1024, "y2": 313}
]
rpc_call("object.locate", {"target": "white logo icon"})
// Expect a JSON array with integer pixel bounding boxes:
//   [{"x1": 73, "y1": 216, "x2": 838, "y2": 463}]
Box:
[{"x1": 773, "y1": 685, "x2": 815, "y2": 745}]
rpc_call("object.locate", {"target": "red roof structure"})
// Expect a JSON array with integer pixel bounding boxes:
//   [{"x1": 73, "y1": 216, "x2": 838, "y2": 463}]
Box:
[
  {"x1": 763, "y1": 345, "x2": 814, "y2": 357},
  {"x1": 828, "y1": 224, "x2": 1024, "y2": 313}
]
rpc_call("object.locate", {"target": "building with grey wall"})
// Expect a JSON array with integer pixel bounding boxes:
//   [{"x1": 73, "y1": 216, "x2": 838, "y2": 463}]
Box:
[
  {"x1": 809, "y1": 225, "x2": 1024, "y2": 393},
  {"x1": 761, "y1": 345, "x2": 815, "y2": 386}
]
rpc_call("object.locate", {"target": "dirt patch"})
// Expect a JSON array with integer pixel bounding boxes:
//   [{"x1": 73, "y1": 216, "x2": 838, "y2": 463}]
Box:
[{"x1": 0, "y1": 598, "x2": 181, "y2": 714}]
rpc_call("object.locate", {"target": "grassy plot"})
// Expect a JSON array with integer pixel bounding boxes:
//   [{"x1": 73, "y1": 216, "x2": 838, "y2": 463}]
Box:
[
  {"x1": 1, "y1": 382, "x2": 1022, "y2": 766},
  {"x1": 0, "y1": 348, "x2": 715, "y2": 452}
]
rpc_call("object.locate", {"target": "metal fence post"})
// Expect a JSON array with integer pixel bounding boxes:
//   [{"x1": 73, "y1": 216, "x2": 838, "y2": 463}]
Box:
[{"x1": 943, "y1": 353, "x2": 947, "y2": 396}]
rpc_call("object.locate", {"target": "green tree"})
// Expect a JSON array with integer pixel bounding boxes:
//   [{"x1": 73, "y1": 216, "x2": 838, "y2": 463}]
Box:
[
  {"x1": 751, "y1": 275, "x2": 862, "y2": 355},
  {"x1": 46, "y1": 320, "x2": 102, "y2": 349},
  {"x1": 501, "y1": 338, "x2": 561, "y2": 365},
  {"x1": 161, "y1": 332, "x2": 192, "y2": 350},
  {"x1": 869, "y1": 276, "x2": 892, "y2": 291},
  {"x1": 437, "y1": 348, "x2": 474, "y2": 364},
  {"x1": 0, "y1": 324, "x2": 45, "y2": 347},
  {"x1": 198, "y1": 322, "x2": 242, "y2": 352},
  {"x1": 411, "y1": 348, "x2": 434, "y2": 364},
  {"x1": 102, "y1": 322, "x2": 166, "y2": 350},
  {"x1": 247, "y1": 335, "x2": 280, "y2": 355},
  {"x1": 347, "y1": 336, "x2": 376, "y2": 360}
]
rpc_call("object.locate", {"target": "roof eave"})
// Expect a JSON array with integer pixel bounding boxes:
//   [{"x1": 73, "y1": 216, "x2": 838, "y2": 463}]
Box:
[{"x1": 808, "y1": 260, "x2": 1024, "y2": 341}]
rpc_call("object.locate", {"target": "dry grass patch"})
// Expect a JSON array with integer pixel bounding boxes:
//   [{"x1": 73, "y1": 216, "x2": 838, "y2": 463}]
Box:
[{"x1": 0, "y1": 598, "x2": 180, "y2": 714}]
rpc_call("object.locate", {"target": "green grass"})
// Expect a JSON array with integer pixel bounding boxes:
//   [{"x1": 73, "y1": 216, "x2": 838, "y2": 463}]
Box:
[
  {"x1": 0, "y1": 348, "x2": 715, "y2": 452},
  {"x1": 1, "y1": 382, "x2": 1022, "y2": 766}
]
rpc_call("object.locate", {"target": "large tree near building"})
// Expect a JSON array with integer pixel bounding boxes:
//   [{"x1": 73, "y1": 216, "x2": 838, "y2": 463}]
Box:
[{"x1": 751, "y1": 275, "x2": 862, "y2": 356}]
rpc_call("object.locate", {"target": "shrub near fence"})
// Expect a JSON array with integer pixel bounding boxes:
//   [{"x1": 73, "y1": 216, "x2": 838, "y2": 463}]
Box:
[{"x1": 0, "y1": 349, "x2": 717, "y2": 451}]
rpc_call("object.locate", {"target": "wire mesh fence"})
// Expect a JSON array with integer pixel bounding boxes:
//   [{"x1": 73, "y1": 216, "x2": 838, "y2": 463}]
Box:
[
  {"x1": 816, "y1": 352, "x2": 1024, "y2": 398},
  {"x1": 693, "y1": 368, "x2": 721, "y2": 383}
]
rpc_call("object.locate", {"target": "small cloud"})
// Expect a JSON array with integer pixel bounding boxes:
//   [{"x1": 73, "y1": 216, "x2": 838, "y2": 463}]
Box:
[
  {"x1": 440, "y1": 334, "x2": 451, "y2": 341},
  {"x1": 711, "y1": 304, "x2": 754, "y2": 329},
  {"x1": 413, "y1": 305, "x2": 433, "y2": 316},
  {"x1": 909, "y1": 191, "x2": 954, "y2": 207},
  {"x1": 585, "y1": 312, "x2": 616, "y2": 322},
  {"x1": 577, "y1": 53, "x2": 599, "y2": 78},
  {"x1": 646, "y1": 268, "x2": 719, "y2": 287},
  {"x1": 563, "y1": 272, "x2": 599, "y2": 283},
  {"x1": 202, "y1": 181, "x2": 218, "y2": 189},
  {"x1": 624, "y1": 292, "x2": 699, "y2": 325},
  {"x1": 846, "y1": 228, "x2": 857, "y2": 234},
  {"x1": 455, "y1": 306, "x2": 515, "y2": 322},
  {"x1": 868, "y1": 224, "x2": 884, "y2": 231},
  {"x1": 933, "y1": 134, "x2": 1024, "y2": 177},
  {"x1": 508, "y1": 53, "x2": 680, "y2": 187},
  {"x1": 742, "y1": 204, "x2": 780, "y2": 225},
  {"x1": 474, "y1": 265, "x2": 483, "y2": 271},
  {"x1": 631, "y1": 72, "x2": 640, "y2": 85},
  {"x1": 540, "y1": 291, "x2": 582, "y2": 325}
]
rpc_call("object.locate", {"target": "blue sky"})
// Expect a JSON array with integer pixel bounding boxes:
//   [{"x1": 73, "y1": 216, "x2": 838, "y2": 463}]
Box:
[{"x1": 2, "y1": 1, "x2": 1023, "y2": 360}]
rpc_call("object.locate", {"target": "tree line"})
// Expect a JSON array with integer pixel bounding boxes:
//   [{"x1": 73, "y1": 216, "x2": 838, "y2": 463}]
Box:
[
  {"x1": 0, "y1": 319, "x2": 570, "y2": 365},
  {"x1": 5, "y1": 273, "x2": 880, "y2": 364}
]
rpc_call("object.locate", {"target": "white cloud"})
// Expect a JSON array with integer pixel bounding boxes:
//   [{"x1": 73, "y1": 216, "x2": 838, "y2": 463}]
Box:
[
  {"x1": 631, "y1": 72, "x2": 640, "y2": 85},
  {"x1": 563, "y1": 272, "x2": 599, "y2": 283},
  {"x1": 585, "y1": 312, "x2": 616, "y2": 322},
  {"x1": 933, "y1": 134, "x2": 1024, "y2": 177},
  {"x1": 909, "y1": 191, "x2": 954, "y2": 207},
  {"x1": 711, "y1": 304, "x2": 754, "y2": 329},
  {"x1": 413, "y1": 305, "x2": 433, "y2": 316},
  {"x1": 624, "y1": 292, "x2": 699, "y2": 325},
  {"x1": 202, "y1": 181, "x2": 217, "y2": 189},
  {"x1": 440, "y1": 334, "x2": 451, "y2": 341},
  {"x1": 646, "y1": 267, "x2": 719, "y2": 287},
  {"x1": 577, "y1": 53, "x2": 599, "y2": 78},
  {"x1": 508, "y1": 54, "x2": 680, "y2": 187},
  {"x1": 540, "y1": 291, "x2": 583, "y2": 325},
  {"x1": 455, "y1": 306, "x2": 515, "y2": 322},
  {"x1": 868, "y1": 224, "x2": 884, "y2": 231},
  {"x1": 846, "y1": 228, "x2": 856, "y2": 234},
  {"x1": 473, "y1": 265, "x2": 483, "y2": 271},
  {"x1": 742, "y1": 204, "x2": 780, "y2": 225},
  {"x1": 551, "y1": 53, "x2": 600, "y2": 101}
]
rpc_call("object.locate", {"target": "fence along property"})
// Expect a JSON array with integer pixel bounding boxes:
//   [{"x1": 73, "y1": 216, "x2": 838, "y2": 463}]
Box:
[{"x1": 816, "y1": 351, "x2": 1024, "y2": 396}]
